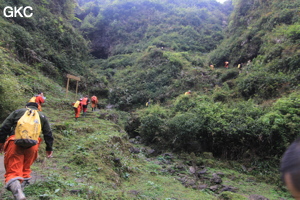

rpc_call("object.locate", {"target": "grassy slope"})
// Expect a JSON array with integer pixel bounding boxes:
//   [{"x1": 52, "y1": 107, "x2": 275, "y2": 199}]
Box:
[{"x1": 0, "y1": 98, "x2": 292, "y2": 199}]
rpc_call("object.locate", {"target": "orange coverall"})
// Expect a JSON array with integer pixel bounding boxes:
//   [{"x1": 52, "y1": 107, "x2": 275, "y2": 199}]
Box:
[
  {"x1": 4, "y1": 135, "x2": 42, "y2": 184},
  {"x1": 35, "y1": 95, "x2": 45, "y2": 111},
  {"x1": 74, "y1": 103, "x2": 81, "y2": 118},
  {"x1": 91, "y1": 96, "x2": 98, "y2": 109},
  {"x1": 0, "y1": 105, "x2": 53, "y2": 187}
]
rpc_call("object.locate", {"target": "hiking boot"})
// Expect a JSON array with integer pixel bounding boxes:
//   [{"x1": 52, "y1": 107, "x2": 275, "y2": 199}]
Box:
[
  {"x1": 21, "y1": 180, "x2": 30, "y2": 191},
  {"x1": 7, "y1": 180, "x2": 26, "y2": 200}
]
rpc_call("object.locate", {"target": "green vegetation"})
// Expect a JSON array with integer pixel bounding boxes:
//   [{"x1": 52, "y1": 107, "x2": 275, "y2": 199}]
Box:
[
  {"x1": 135, "y1": 91, "x2": 300, "y2": 160},
  {"x1": 0, "y1": 0, "x2": 299, "y2": 199}
]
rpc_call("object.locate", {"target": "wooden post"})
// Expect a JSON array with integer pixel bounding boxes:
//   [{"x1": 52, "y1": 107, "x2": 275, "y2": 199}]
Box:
[
  {"x1": 66, "y1": 78, "x2": 70, "y2": 98},
  {"x1": 75, "y1": 81, "x2": 79, "y2": 99},
  {"x1": 65, "y1": 74, "x2": 81, "y2": 99}
]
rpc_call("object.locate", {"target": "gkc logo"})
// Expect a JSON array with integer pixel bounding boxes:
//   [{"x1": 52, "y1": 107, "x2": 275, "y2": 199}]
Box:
[{"x1": 3, "y1": 6, "x2": 33, "y2": 17}]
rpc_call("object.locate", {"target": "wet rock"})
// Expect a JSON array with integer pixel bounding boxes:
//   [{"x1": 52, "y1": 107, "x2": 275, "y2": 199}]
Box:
[
  {"x1": 216, "y1": 172, "x2": 225, "y2": 177},
  {"x1": 70, "y1": 189, "x2": 81, "y2": 194},
  {"x1": 198, "y1": 184, "x2": 208, "y2": 190},
  {"x1": 241, "y1": 165, "x2": 247, "y2": 171},
  {"x1": 128, "y1": 190, "x2": 139, "y2": 196},
  {"x1": 197, "y1": 168, "x2": 207, "y2": 176},
  {"x1": 248, "y1": 194, "x2": 269, "y2": 200},
  {"x1": 160, "y1": 159, "x2": 172, "y2": 165},
  {"x1": 219, "y1": 191, "x2": 247, "y2": 200},
  {"x1": 129, "y1": 147, "x2": 140, "y2": 154},
  {"x1": 211, "y1": 173, "x2": 222, "y2": 184},
  {"x1": 129, "y1": 139, "x2": 135, "y2": 144},
  {"x1": 174, "y1": 164, "x2": 185, "y2": 171},
  {"x1": 143, "y1": 148, "x2": 157, "y2": 157},
  {"x1": 63, "y1": 166, "x2": 70, "y2": 170},
  {"x1": 129, "y1": 136, "x2": 142, "y2": 144},
  {"x1": 189, "y1": 166, "x2": 196, "y2": 174},
  {"x1": 176, "y1": 176, "x2": 187, "y2": 184},
  {"x1": 228, "y1": 175, "x2": 236, "y2": 181},
  {"x1": 185, "y1": 179, "x2": 196, "y2": 187},
  {"x1": 220, "y1": 185, "x2": 238, "y2": 193},
  {"x1": 167, "y1": 167, "x2": 176, "y2": 175},
  {"x1": 209, "y1": 185, "x2": 219, "y2": 191},
  {"x1": 246, "y1": 177, "x2": 256, "y2": 182}
]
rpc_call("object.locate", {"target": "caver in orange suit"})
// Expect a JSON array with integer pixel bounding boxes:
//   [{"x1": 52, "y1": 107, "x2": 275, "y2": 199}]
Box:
[
  {"x1": 4, "y1": 135, "x2": 42, "y2": 184},
  {"x1": 73, "y1": 100, "x2": 81, "y2": 120},
  {"x1": 0, "y1": 103, "x2": 53, "y2": 199},
  {"x1": 91, "y1": 96, "x2": 98, "y2": 111}
]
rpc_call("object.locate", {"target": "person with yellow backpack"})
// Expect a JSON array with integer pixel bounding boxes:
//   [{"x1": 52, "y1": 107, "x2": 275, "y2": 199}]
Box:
[
  {"x1": 185, "y1": 90, "x2": 192, "y2": 95},
  {"x1": 29, "y1": 92, "x2": 45, "y2": 111},
  {"x1": 0, "y1": 102, "x2": 54, "y2": 200},
  {"x1": 28, "y1": 96, "x2": 37, "y2": 103},
  {"x1": 72, "y1": 99, "x2": 82, "y2": 121}
]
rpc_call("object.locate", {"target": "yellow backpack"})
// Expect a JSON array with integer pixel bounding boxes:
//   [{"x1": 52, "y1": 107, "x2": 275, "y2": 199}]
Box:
[
  {"x1": 28, "y1": 96, "x2": 36, "y2": 103},
  {"x1": 73, "y1": 100, "x2": 80, "y2": 108},
  {"x1": 14, "y1": 109, "x2": 41, "y2": 147}
]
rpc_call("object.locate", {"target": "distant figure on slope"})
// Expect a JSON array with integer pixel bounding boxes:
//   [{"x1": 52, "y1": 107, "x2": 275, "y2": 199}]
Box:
[
  {"x1": 237, "y1": 63, "x2": 242, "y2": 73},
  {"x1": 91, "y1": 95, "x2": 98, "y2": 111},
  {"x1": 80, "y1": 95, "x2": 90, "y2": 117},
  {"x1": 146, "y1": 100, "x2": 151, "y2": 107},
  {"x1": 28, "y1": 95, "x2": 37, "y2": 103},
  {"x1": 73, "y1": 99, "x2": 82, "y2": 121},
  {"x1": 30, "y1": 92, "x2": 45, "y2": 111},
  {"x1": 209, "y1": 64, "x2": 215, "y2": 70},
  {"x1": 185, "y1": 90, "x2": 192, "y2": 95},
  {"x1": 280, "y1": 138, "x2": 300, "y2": 199},
  {"x1": 224, "y1": 61, "x2": 229, "y2": 69}
]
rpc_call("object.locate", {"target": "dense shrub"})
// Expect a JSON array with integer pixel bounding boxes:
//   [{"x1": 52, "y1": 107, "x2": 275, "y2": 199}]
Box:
[
  {"x1": 135, "y1": 92, "x2": 300, "y2": 160},
  {"x1": 108, "y1": 49, "x2": 188, "y2": 109},
  {"x1": 137, "y1": 105, "x2": 169, "y2": 144},
  {"x1": 0, "y1": 74, "x2": 26, "y2": 120},
  {"x1": 237, "y1": 71, "x2": 288, "y2": 99},
  {"x1": 166, "y1": 113, "x2": 206, "y2": 151},
  {"x1": 220, "y1": 69, "x2": 239, "y2": 82}
]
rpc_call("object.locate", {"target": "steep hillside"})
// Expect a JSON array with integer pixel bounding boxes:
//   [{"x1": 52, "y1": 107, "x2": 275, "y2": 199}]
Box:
[
  {"x1": 207, "y1": 0, "x2": 300, "y2": 101},
  {"x1": 75, "y1": 0, "x2": 232, "y2": 109},
  {"x1": 0, "y1": 0, "x2": 91, "y2": 119},
  {"x1": 76, "y1": 0, "x2": 231, "y2": 58},
  {"x1": 209, "y1": 0, "x2": 300, "y2": 67}
]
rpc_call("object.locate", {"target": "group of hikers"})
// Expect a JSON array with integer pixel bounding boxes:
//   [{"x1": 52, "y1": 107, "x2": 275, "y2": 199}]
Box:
[
  {"x1": 27, "y1": 92, "x2": 100, "y2": 121},
  {"x1": 72, "y1": 95, "x2": 99, "y2": 121},
  {"x1": 209, "y1": 60, "x2": 252, "y2": 73},
  {"x1": 0, "y1": 92, "x2": 100, "y2": 199}
]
